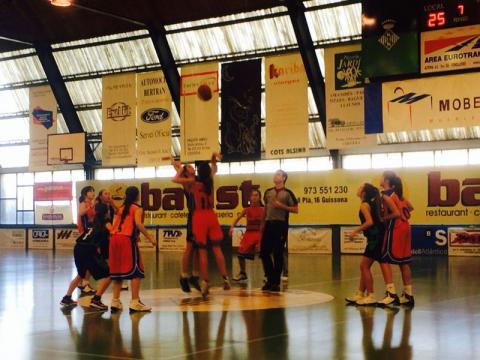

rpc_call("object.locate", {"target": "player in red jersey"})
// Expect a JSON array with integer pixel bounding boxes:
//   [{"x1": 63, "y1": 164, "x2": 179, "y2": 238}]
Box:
[
  {"x1": 230, "y1": 189, "x2": 264, "y2": 282},
  {"x1": 378, "y1": 172, "x2": 415, "y2": 307},
  {"x1": 109, "y1": 186, "x2": 156, "y2": 313},
  {"x1": 173, "y1": 152, "x2": 230, "y2": 298}
]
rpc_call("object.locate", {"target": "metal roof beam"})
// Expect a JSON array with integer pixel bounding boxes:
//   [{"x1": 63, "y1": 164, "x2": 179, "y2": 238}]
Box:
[
  {"x1": 34, "y1": 42, "x2": 96, "y2": 165},
  {"x1": 284, "y1": 0, "x2": 326, "y2": 134},
  {"x1": 148, "y1": 26, "x2": 181, "y2": 112}
]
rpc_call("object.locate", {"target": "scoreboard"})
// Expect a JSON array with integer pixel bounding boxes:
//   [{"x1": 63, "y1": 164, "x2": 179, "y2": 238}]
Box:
[{"x1": 421, "y1": 0, "x2": 480, "y2": 31}]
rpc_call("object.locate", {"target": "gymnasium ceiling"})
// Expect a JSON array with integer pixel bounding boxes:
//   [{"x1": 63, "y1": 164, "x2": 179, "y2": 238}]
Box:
[{"x1": 0, "y1": 0, "x2": 280, "y2": 52}]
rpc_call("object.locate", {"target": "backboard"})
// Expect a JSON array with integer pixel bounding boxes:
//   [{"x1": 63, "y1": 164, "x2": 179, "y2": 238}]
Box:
[{"x1": 47, "y1": 132, "x2": 86, "y2": 165}]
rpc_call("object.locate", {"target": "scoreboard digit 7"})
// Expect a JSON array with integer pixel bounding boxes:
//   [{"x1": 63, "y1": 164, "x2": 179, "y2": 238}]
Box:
[{"x1": 421, "y1": 0, "x2": 480, "y2": 31}]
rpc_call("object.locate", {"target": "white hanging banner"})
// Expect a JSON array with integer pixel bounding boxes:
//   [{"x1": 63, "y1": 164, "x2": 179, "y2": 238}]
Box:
[
  {"x1": 180, "y1": 62, "x2": 219, "y2": 162},
  {"x1": 288, "y1": 227, "x2": 332, "y2": 254},
  {"x1": 137, "y1": 71, "x2": 172, "y2": 166},
  {"x1": 265, "y1": 53, "x2": 309, "y2": 159},
  {"x1": 29, "y1": 85, "x2": 57, "y2": 171},
  {"x1": 102, "y1": 73, "x2": 137, "y2": 166},
  {"x1": 34, "y1": 204, "x2": 73, "y2": 225},
  {"x1": 324, "y1": 44, "x2": 376, "y2": 149}
]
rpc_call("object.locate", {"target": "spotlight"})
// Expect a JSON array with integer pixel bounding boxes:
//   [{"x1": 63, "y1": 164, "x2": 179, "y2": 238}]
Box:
[{"x1": 50, "y1": 0, "x2": 72, "y2": 7}]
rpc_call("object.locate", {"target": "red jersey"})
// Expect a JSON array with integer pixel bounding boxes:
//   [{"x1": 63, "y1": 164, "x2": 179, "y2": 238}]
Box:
[
  {"x1": 390, "y1": 192, "x2": 411, "y2": 224},
  {"x1": 111, "y1": 203, "x2": 141, "y2": 237},
  {"x1": 245, "y1": 206, "x2": 264, "y2": 231},
  {"x1": 191, "y1": 181, "x2": 214, "y2": 210}
]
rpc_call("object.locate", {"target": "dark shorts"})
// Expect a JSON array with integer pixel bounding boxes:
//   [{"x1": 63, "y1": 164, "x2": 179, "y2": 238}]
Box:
[
  {"x1": 363, "y1": 233, "x2": 383, "y2": 261},
  {"x1": 73, "y1": 242, "x2": 109, "y2": 280}
]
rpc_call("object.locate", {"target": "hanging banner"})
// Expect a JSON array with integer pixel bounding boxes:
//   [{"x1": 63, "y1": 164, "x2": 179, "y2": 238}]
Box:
[
  {"x1": 180, "y1": 63, "x2": 219, "y2": 162},
  {"x1": 265, "y1": 53, "x2": 309, "y2": 159},
  {"x1": 381, "y1": 72, "x2": 480, "y2": 132},
  {"x1": 78, "y1": 166, "x2": 480, "y2": 226},
  {"x1": 137, "y1": 71, "x2": 172, "y2": 166},
  {"x1": 288, "y1": 227, "x2": 332, "y2": 254},
  {"x1": 361, "y1": 0, "x2": 419, "y2": 78},
  {"x1": 29, "y1": 85, "x2": 57, "y2": 171},
  {"x1": 102, "y1": 73, "x2": 137, "y2": 166},
  {"x1": 33, "y1": 182, "x2": 72, "y2": 201},
  {"x1": 448, "y1": 227, "x2": 480, "y2": 257},
  {"x1": 158, "y1": 228, "x2": 186, "y2": 252},
  {"x1": 28, "y1": 228, "x2": 53, "y2": 250},
  {"x1": 0, "y1": 229, "x2": 26, "y2": 249},
  {"x1": 55, "y1": 228, "x2": 81, "y2": 250},
  {"x1": 421, "y1": 25, "x2": 480, "y2": 74},
  {"x1": 324, "y1": 44, "x2": 376, "y2": 149},
  {"x1": 34, "y1": 204, "x2": 73, "y2": 225},
  {"x1": 221, "y1": 60, "x2": 261, "y2": 161}
]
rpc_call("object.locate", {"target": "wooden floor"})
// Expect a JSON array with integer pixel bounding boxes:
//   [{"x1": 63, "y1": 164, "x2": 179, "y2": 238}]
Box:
[{"x1": 0, "y1": 249, "x2": 478, "y2": 359}]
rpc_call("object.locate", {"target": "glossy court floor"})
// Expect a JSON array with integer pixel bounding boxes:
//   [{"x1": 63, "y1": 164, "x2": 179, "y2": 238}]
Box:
[{"x1": 0, "y1": 249, "x2": 478, "y2": 360}]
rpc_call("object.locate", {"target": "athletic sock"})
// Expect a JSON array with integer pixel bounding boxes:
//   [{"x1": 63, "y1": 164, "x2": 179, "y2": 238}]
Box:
[
  {"x1": 386, "y1": 283, "x2": 396, "y2": 294},
  {"x1": 180, "y1": 272, "x2": 189, "y2": 278},
  {"x1": 404, "y1": 285, "x2": 413, "y2": 296}
]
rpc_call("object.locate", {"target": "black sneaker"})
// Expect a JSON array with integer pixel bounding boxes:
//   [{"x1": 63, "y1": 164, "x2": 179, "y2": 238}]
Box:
[
  {"x1": 399, "y1": 292, "x2": 415, "y2": 307},
  {"x1": 269, "y1": 284, "x2": 281, "y2": 292},
  {"x1": 60, "y1": 296, "x2": 77, "y2": 307},
  {"x1": 189, "y1": 276, "x2": 201, "y2": 291},
  {"x1": 262, "y1": 283, "x2": 272, "y2": 291},
  {"x1": 377, "y1": 291, "x2": 400, "y2": 307},
  {"x1": 90, "y1": 297, "x2": 108, "y2": 311},
  {"x1": 78, "y1": 284, "x2": 96, "y2": 296},
  {"x1": 180, "y1": 276, "x2": 191, "y2": 293}
]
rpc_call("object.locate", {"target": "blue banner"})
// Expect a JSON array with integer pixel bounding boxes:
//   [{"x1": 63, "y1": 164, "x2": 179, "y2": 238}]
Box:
[{"x1": 411, "y1": 225, "x2": 448, "y2": 256}]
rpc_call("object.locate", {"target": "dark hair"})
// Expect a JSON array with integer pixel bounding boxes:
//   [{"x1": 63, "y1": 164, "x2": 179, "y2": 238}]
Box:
[
  {"x1": 196, "y1": 161, "x2": 213, "y2": 195},
  {"x1": 362, "y1": 183, "x2": 382, "y2": 222},
  {"x1": 382, "y1": 170, "x2": 397, "y2": 186},
  {"x1": 118, "y1": 186, "x2": 139, "y2": 232},
  {"x1": 79, "y1": 186, "x2": 94, "y2": 203},
  {"x1": 389, "y1": 176, "x2": 404, "y2": 200},
  {"x1": 249, "y1": 188, "x2": 263, "y2": 206},
  {"x1": 95, "y1": 189, "x2": 107, "y2": 204},
  {"x1": 181, "y1": 165, "x2": 193, "y2": 178},
  {"x1": 93, "y1": 202, "x2": 109, "y2": 232}
]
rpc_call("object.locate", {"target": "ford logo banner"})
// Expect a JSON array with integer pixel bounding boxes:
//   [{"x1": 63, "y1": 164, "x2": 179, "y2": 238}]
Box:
[{"x1": 141, "y1": 108, "x2": 170, "y2": 123}]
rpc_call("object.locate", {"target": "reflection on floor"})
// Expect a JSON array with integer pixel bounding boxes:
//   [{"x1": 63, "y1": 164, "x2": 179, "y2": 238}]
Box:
[{"x1": 0, "y1": 250, "x2": 478, "y2": 359}]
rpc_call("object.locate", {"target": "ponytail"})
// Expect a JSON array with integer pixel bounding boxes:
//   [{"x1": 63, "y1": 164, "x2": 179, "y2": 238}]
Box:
[{"x1": 118, "y1": 186, "x2": 139, "y2": 232}]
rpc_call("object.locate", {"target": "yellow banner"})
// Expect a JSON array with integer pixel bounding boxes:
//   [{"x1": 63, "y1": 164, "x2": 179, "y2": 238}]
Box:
[
  {"x1": 324, "y1": 44, "x2": 376, "y2": 149},
  {"x1": 265, "y1": 53, "x2": 309, "y2": 159},
  {"x1": 78, "y1": 166, "x2": 480, "y2": 225},
  {"x1": 180, "y1": 62, "x2": 219, "y2": 162},
  {"x1": 29, "y1": 85, "x2": 57, "y2": 171},
  {"x1": 102, "y1": 73, "x2": 137, "y2": 166},
  {"x1": 137, "y1": 71, "x2": 172, "y2": 166}
]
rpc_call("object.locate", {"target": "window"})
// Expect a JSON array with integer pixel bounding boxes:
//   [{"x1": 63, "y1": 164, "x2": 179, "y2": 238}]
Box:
[
  {"x1": 372, "y1": 153, "x2": 402, "y2": 169},
  {"x1": 469, "y1": 149, "x2": 480, "y2": 165},
  {"x1": 255, "y1": 160, "x2": 280, "y2": 173},
  {"x1": 343, "y1": 154, "x2": 371, "y2": 169},
  {"x1": 434, "y1": 149, "x2": 468, "y2": 167},
  {"x1": 402, "y1": 151, "x2": 434, "y2": 167},
  {"x1": 114, "y1": 168, "x2": 135, "y2": 180},
  {"x1": 282, "y1": 158, "x2": 307, "y2": 172},
  {"x1": 95, "y1": 168, "x2": 114, "y2": 180},
  {"x1": 0, "y1": 145, "x2": 29, "y2": 168},
  {"x1": 216, "y1": 163, "x2": 230, "y2": 175},
  {"x1": 135, "y1": 167, "x2": 156, "y2": 179},
  {"x1": 156, "y1": 166, "x2": 176, "y2": 178},
  {"x1": 308, "y1": 157, "x2": 333, "y2": 171},
  {"x1": 230, "y1": 162, "x2": 254, "y2": 174}
]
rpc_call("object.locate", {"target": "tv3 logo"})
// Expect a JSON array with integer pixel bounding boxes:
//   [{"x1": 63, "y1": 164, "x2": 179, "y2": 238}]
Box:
[
  {"x1": 32, "y1": 230, "x2": 49, "y2": 239},
  {"x1": 163, "y1": 230, "x2": 182, "y2": 238},
  {"x1": 425, "y1": 229, "x2": 447, "y2": 246}
]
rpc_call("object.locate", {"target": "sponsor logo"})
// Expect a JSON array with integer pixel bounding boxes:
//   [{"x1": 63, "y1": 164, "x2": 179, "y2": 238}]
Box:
[
  {"x1": 268, "y1": 62, "x2": 304, "y2": 79},
  {"x1": 107, "y1": 102, "x2": 132, "y2": 121},
  {"x1": 56, "y1": 230, "x2": 73, "y2": 240},
  {"x1": 163, "y1": 230, "x2": 182, "y2": 238},
  {"x1": 141, "y1": 108, "x2": 169, "y2": 124},
  {"x1": 428, "y1": 171, "x2": 480, "y2": 207},
  {"x1": 389, "y1": 87, "x2": 432, "y2": 105},
  {"x1": 450, "y1": 231, "x2": 480, "y2": 245},
  {"x1": 32, "y1": 107, "x2": 54, "y2": 129},
  {"x1": 32, "y1": 229, "x2": 49, "y2": 239},
  {"x1": 42, "y1": 214, "x2": 64, "y2": 221},
  {"x1": 334, "y1": 51, "x2": 363, "y2": 90},
  {"x1": 378, "y1": 20, "x2": 400, "y2": 51}
]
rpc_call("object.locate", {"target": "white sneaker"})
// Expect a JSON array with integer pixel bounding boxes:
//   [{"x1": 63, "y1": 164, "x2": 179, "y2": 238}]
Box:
[
  {"x1": 223, "y1": 276, "x2": 231, "y2": 290},
  {"x1": 200, "y1": 280, "x2": 209, "y2": 299},
  {"x1": 345, "y1": 291, "x2": 365, "y2": 303},
  {"x1": 129, "y1": 299, "x2": 152, "y2": 313},
  {"x1": 377, "y1": 291, "x2": 400, "y2": 307},
  {"x1": 111, "y1": 298, "x2": 123, "y2": 312},
  {"x1": 281, "y1": 276, "x2": 288, "y2": 282},
  {"x1": 356, "y1": 294, "x2": 377, "y2": 306},
  {"x1": 399, "y1": 292, "x2": 415, "y2": 307}
]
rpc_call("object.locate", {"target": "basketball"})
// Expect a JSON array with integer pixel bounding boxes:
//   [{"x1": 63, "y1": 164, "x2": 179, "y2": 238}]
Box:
[{"x1": 197, "y1": 84, "x2": 212, "y2": 101}]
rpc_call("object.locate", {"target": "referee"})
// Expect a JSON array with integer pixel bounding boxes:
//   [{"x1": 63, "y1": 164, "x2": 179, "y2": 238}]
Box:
[{"x1": 260, "y1": 169, "x2": 298, "y2": 291}]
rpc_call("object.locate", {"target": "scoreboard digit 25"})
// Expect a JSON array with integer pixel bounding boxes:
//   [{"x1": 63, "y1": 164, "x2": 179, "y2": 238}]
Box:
[{"x1": 421, "y1": 0, "x2": 480, "y2": 31}]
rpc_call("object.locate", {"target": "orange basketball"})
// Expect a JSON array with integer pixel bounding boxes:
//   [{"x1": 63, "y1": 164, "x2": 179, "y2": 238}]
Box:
[{"x1": 197, "y1": 84, "x2": 212, "y2": 101}]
